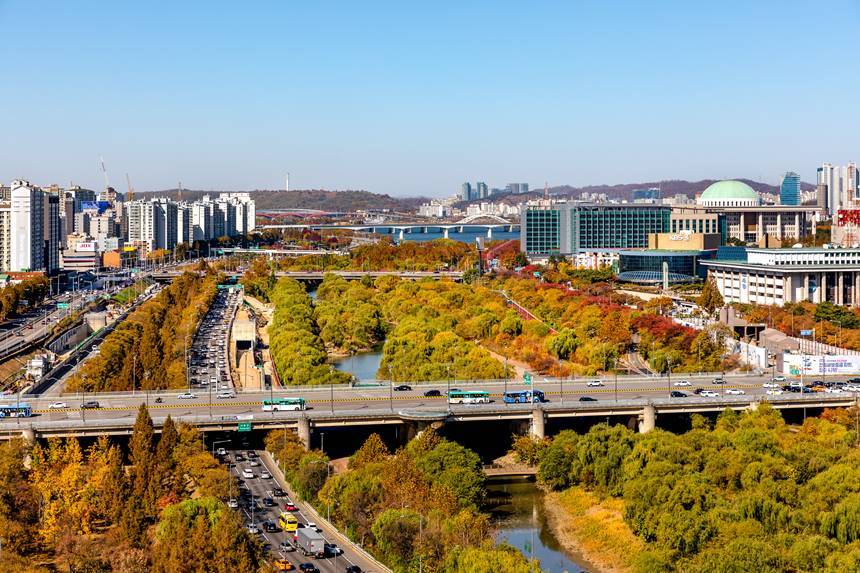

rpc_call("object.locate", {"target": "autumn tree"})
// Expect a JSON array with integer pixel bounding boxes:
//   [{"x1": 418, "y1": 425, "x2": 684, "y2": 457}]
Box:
[{"x1": 698, "y1": 276, "x2": 724, "y2": 315}]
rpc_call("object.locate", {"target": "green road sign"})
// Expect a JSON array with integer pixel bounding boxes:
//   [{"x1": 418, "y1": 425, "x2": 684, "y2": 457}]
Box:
[
  {"x1": 237, "y1": 422, "x2": 252, "y2": 432},
  {"x1": 524, "y1": 373, "x2": 532, "y2": 385},
  {"x1": 57, "y1": 303, "x2": 69, "y2": 309}
]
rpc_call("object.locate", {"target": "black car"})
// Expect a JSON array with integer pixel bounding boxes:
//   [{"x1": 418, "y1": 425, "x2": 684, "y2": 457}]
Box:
[
  {"x1": 273, "y1": 488, "x2": 286, "y2": 497},
  {"x1": 263, "y1": 520, "x2": 278, "y2": 532},
  {"x1": 345, "y1": 566, "x2": 363, "y2": 573},
  {"x1": 578, "y1": 396, "x2": 598, "y2": 402},
  {"x1": 670, "y1": 391, "x2": 688, "y2": 398},
  {"x1": 393, "y1": 384, "x2": 412, "y2": 391},
  {"x1": 423, "y1": 389, "x2": 441, "y2": 397},
  {"x1": 299, "y1": 564, "x2": 320, "y2": 573},
  {"x1": 263, "y1": 497, "x2": 275, "y2": 507}
]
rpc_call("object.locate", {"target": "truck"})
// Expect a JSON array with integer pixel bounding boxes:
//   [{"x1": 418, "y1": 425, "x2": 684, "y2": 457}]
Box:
[{"x1": 296, "y1": 527, "x2": 325, "y2": 558}]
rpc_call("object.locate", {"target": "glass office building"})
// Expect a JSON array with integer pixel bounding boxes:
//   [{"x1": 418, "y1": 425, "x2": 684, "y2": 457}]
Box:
[
  {"x1": 617, "y1": 249, "x2": 716, "y2": 284},
  {"x1": 780, "y1": 172, "x2": 801, "y2": 206},
  {"x1": 521, "y1": 203, "x2": 671, "y2": 256}
]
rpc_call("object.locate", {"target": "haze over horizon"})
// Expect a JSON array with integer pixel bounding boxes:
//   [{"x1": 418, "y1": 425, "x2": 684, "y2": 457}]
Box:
[{"x1": 1, "y1": 1, "x2": 858, "y2": 197}]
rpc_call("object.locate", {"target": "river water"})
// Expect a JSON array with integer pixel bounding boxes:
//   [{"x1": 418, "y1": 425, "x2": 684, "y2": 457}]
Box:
[
  {"x1": 486, "y1": 478, "x2": 593, "y2": 573},
  {"x1": 331, "y1": 350, "x2": 383, "y2": 381}
]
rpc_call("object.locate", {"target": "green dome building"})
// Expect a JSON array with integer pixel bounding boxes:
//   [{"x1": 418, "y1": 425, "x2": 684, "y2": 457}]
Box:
[{"x1": 697, "y1": 180, "x2": 761, "y2": 207}]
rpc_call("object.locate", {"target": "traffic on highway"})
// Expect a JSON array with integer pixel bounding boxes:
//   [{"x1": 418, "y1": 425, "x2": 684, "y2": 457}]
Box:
[
  {"x1": 187, "y1": 289, "x2": 241, "y2": 394},
  {"x1": 222, "y1": 444, "x2": 373, "y2": 572},
  {"x1": 7, "y1": 372, "x2": 860, "y2": 421}
]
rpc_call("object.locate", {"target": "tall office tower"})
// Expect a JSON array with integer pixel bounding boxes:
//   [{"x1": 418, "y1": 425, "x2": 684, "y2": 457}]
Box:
[
  {"x1": 477, "y1": 182, "x2": 488, "y2": 199},
  {"x1": 780, "y1": 172, "x2": 801, "y2": 206},
  {"x1": 0, "y1": 197, "x2": 9, "y2": 272},
  {"x1": 191, "y1": 200, "x2": 212, "y2": 241},
  {"x1": 43, "y1": 192, "x2": 60, "y2": 274},
  {"x1": 461, "y1": 182, "x2": 472, "y2": 202},
  {"x1": 233, "y1": 201, "x2": 248, "y2": 235},
  {"x1": 59, "y1": 191, "x2": 75, "y2": 248},
  {"x1": 69, "y1": 185, "x2": 96, "y2": 211},
  {"x1": 848, "y1": 162, "x2": 859, "y2": 204},
  {"x1": 10, "y1": 180, "x2": 45, "y2": 272},
  {"x1": 176, "y1": 202, "x2": 191, "y2": 245}
]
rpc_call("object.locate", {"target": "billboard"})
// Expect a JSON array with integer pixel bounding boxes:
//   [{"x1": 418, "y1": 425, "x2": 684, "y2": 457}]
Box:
[
  {"x1": 783, "y1": 353, "x2": 860, "y2": 376},
  {"x1": 80, "y1": 201, "x2": 111, "y2": 214},
  {"x1": 75, "y1": 241, "x2": 97, "y2": 252}
]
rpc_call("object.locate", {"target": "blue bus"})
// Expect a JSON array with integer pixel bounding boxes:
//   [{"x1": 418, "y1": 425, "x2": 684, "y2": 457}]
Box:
[
  {"x1": 503, "y1": 390, "x2": 546, "y2": 404},
  {"x1": 0, "y1": 403, "x2": 32, "y2": 418}
]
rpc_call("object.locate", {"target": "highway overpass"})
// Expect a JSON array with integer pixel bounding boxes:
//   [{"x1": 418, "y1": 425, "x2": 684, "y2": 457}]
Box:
[
  {"x1": 151, "y1": 270, "x2": 465, "y2": 281},
  {"x1": 3, "y1": 375, "x2": 857, "y2": 442}
]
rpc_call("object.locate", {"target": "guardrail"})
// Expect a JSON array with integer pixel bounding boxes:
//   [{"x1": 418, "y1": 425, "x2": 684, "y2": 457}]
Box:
[{"x1": 31, "y1": 370, "x2": 774, "y2": 399}]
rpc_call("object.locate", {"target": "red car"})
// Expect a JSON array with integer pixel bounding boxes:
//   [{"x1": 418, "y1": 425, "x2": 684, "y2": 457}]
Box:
[{"x1": 285, "y1": 501, "x2": 298, "y2": 512}]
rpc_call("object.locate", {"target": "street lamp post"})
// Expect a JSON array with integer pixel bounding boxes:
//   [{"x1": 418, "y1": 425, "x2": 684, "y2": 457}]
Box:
[
  {"x1": 614, "y1": 357, "x2": 619, "y2": 402},
  {"x1": 388, "y1": 364, "x2": 394, "y2": 412}
]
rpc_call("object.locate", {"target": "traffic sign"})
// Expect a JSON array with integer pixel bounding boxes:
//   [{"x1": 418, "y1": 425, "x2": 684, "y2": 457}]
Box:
[
  {"x1": 800, "y1": 329, "x2": 814, "y2": 336},
  {"x1": 524, "y1": 373, "x2": 532, "y2": 385},
  {"x1": 57, "y1": 303, "x2": 69, "y2": 309},
  {"x1": 237, "y1": 422, "x2": 252, "y2": 432}
]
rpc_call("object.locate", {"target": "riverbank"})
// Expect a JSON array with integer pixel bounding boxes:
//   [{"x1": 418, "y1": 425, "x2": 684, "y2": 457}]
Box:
[{"x1": 543, "y1": 488, "x2": 645, "y2": 573}]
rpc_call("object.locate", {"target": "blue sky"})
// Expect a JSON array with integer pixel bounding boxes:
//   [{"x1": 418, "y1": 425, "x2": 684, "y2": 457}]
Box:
[{"x1": 1, "y1": 1, "x2": 858, "y2": 196}]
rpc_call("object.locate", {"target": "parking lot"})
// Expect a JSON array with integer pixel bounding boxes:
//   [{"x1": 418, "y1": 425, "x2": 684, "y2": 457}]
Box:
[{"x1": 188, "y1": 289, "x2": 241, "y2": 392}]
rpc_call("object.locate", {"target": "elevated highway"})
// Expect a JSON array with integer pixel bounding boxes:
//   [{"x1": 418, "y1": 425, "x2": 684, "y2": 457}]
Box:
[
  {"x1": 152, "y1": 269, "x2": 464, "y2": 281},
  {"x1": 258, "y1": 222, "x2": 520, "y2": 240},
  {"x1": 3, "y1": 374, "x2": 856, "y2": 441}
]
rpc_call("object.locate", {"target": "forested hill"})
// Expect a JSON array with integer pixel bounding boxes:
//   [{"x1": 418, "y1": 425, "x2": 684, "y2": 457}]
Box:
[
  {"x1": 481, "y1": 178, "x2": 817, "y2": 206},
  {"x1": 137, "y1": 188, "x2": 426, "y2": 212}
]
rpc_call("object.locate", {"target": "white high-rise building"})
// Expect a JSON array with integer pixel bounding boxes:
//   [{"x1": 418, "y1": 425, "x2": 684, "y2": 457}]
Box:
[
  {"x1": 190, "y1": 201, "x2": 212, "y2": 241},
  {"x1": 0, "y1": 187, "x2": 10, "y2": 272},
  {"x1": 818, "y1": 162, "x2": 860, "y2": 215},
  {"x1": 10, "y1": 180, "x2": 45, "y2": 272},
  {"x1": 125, "y1": 200, "x2": 156, "y2": 252},
  {"x1": 176, "y1": 202, "x2": 191, "y2": 246}
]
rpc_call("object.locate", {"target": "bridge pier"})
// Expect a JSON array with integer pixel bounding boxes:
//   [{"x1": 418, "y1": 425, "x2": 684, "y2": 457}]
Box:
[
  {"x1": 748, "y1": 401, "x2": 760, "y2": 411},
  {"x1": 297, "y1": 416, "x2": 311, "y2": 450},
  {"x1": 639, "y1": 404, "x2": 656, "y2": 433},
  {"x1": 443, "y1": 228, "x2": 449, "y2": 239},
  {"x1": 398, "y1": 229, "x2": 405, "y2": 241},
  {"x1": 530, "y1": 408, "x2": 546, "y2": 439},
  {"x1": 20, "y1": 428, "x2": 35, "y2": 444},
  {"x1": 487, "y1": 228, "x2": 493, "y2": 239}
]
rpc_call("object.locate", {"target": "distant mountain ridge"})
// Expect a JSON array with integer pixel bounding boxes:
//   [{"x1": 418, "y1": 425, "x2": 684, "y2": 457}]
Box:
[
  {"x1": 537, "y1": 178, "x2": 815, "y2": 202},
  {"x1": 136, "y1": 188, "x2": 427, "y2": 212}
]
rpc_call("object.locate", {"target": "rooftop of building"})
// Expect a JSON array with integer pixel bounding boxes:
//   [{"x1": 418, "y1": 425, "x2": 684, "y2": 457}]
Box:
[
  {"x1": 699, "y1": 180, "x2": 759, "y2": 201},
  {"x1": 619, "y1": 249, "x2": 716, "y2": 256}
]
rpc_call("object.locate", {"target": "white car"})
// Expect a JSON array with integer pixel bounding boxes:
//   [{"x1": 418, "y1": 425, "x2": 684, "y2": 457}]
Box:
[
  {"x1": 844, "y1": 384, "x2": 860, "y2": 392},
  {"x1": 762, "y1": 382, "x2": 781, "y2": 389},
  {"x1": 217, "y1": 391, "x2": 236, "y2": 399},
  {"x1": 772, "y1": 376, "x2": 786, "y2": 383},
  {"x1": 249, "y1": 459, "x2": 260, "y2": 467},
  {"x1": 699, "y1": 390, "x2": 719, "y2": 398},
  {"x1": 766, "y1": 389, "x2": 784, "y2": 396},
  {"x1": 177, "y1": 392, "x2": 197, "y2": 400},
  {"x1": 260, "y1": 470, "x2": 272, "y2": 479},
  {"x1": 306, "y1": 522, "x2": 321, "y2": 532},
  {"x1": 725, "y1": 388, "x2": 745, "y2": 395},
  {"x1": 586, "y1": 380, "x2": 604, "y2": 387},
  {"x1": 216, "y1": 447, "x2": 227, "y2": 456},
  {"x1": 246, "y1": 523, "x2": 260, "y2": 534},
  {"x1": 673, "y1": 380, "x2": 691, "y2": 387},
  {"x1": 227, "y1": 498, "x2": 239, "y2": 508},
  {"x1": 242, "y1": 469, "x2": 254, "y2": 479},
  {"x1": 825, "y1": 387, "x2": 843, "y2": 394},
  {"x1": 48, "y1": 402, "x2": 67, "y2": 409}
]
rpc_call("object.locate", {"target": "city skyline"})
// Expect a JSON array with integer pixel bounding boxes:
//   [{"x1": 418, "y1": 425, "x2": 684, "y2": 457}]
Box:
[{"x1": 2, "y1": 1, "x2": 858, "y2": 196}]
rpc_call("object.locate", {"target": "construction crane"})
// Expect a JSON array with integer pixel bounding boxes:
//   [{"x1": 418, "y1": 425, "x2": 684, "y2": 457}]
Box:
[
  {"x1": 100, "y1": 156, "x2": 110, "y2": 190},
  {"x1": 125, "y1": 173, "x2": 135, "y2": 202}
]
